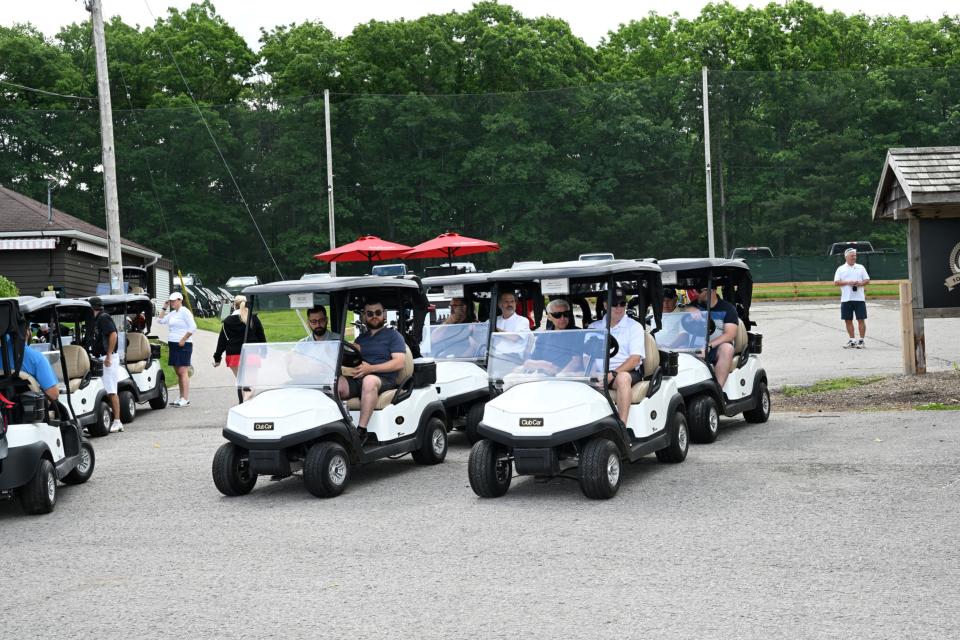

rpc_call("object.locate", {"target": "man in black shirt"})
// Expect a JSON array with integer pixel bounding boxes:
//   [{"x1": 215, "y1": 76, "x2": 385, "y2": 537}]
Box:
[
  {"x1": 692, "y1": 283, "x2": 740, "y2": 389},
  {"x1": 90, "y1": 297, "x2": 124, "y2": 433}
]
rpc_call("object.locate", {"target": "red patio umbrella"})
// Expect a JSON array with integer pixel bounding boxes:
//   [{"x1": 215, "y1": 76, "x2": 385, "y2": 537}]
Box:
[
  {"x1": 314, "y1": 235, "x2": 413, "y2": 268},
  {"x1": 403, "y1": 232, "x2": 500, "y2": 262}
]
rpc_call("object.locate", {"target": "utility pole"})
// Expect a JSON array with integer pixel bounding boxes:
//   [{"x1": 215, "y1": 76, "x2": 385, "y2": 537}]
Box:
[
  {"x1": 702, "y1": 66, "x2": 716, "y2": 259},
  {"x1": 324, "y1": 89, "x2": 337, "y2": 276},
  {"x1": 87, "y1": 0, "x2": 124, "y2": 294}
]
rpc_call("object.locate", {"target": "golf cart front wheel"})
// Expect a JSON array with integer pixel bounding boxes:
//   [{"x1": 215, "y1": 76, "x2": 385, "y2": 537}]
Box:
[
  {"x1": 688, "y1": 395, "x2": 719, "y2": 444},
  {"x1": 465, "y1": 402, "x2": 485, "y2": 444},
  {"x1": 87, "y1": 401, "x2": 112, "y2": 438},
  {"x1": 119, "y1": 390, "x2": 136, "y2": 423},
  {"x1": 580, "y1": 437, "x2": 622, "y2": 499},
  {"x1": 468, "y1": 439, "x2": 512, "y2": 498},
  {"x1": 656, "y1": 409, "x2": 689, "y2": 463},
  {"x1": 212, "y1": 443, "x2": 258, "y2": 496},
  {"x1": 149, "y1": 375, "x2": 168, "y2": 410},
  {"x1": 304, "y1": 441, "x2": 351, "y2": 498},
  {"x1": 20, "y1": 458, "x2": 57, "y2": 515},
  {"x1": 743, "y1": 381, "x2": 771, "y2": 423},
  {"x1": 63, "y1": 440, "x2": 96, "y2": 485},
  {"x1": 413, "y1": 417, "x2": 448, "y2": 465}
]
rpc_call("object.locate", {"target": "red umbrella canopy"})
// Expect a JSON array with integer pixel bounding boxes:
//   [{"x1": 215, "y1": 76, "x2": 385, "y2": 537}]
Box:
[
  {"x1": 403, "y1": 232, "x2": 500, "y2": 261},
  {"x1": 314, "y1": 235, "x2": 412, "y2": 263}
]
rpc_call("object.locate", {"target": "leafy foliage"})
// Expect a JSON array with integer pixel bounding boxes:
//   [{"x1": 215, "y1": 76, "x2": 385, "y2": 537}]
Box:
[{"x1": 0, "y1": 274, "x2": 18, "y2": 297}]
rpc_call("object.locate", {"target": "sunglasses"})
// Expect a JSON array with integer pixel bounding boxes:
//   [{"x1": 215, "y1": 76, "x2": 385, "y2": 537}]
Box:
[
  {"x1": 364, "y1": 309, "x2": 384, "y2": 317},
  {"x1": 612, "y1": 300, "x2": 627, "y2": 307},
  {"x1": 548, "y1": 312, "x2": 568, "y2": 320}
]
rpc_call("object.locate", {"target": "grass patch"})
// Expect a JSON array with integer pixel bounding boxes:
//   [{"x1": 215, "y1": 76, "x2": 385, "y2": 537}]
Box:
[
  {"x1": 782, "y1": 375, "x2": 886, "y2": 397},
  {"x1": 157, "y1": 342, "x2": 178, "y2": 386},
  {"x1": 754, "y1": 282, "x2": 900, "y2": 300},
  {"x1": 915, "y1": 402, "x2": 960, "y2": 411},
  {"x1": 195, "y1": 310, "x2": 355, "y2": 342}
]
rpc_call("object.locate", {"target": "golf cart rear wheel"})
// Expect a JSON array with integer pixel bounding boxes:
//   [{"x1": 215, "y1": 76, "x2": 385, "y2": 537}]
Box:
[
  {"x1": 743, "y1": 381, "x2": 771, "y2": 423},
  {"x1": 579, "y1": 437, "x2": 621, "y2": 499},
  {"x1": 688, "y1": 395, "x2": 719, "y2": 444},
  {"x1": 87, "y1": 401, "x2": 112, "y2": 438},
  {"x1": 20, "y1": 458, "x2": 57, "y2": 515},
  {"x1": 63, "y1": 440, "x2": 96, "y2": 485},
  {"x1": 412, "y1": 417, "x2": 448, "y2": 465},
  {"x1": 656, "y1": 409, "x2": 690, "y2": 463},
  {"x1": 304, "y1": 441, "x2": 350, "y2": 498},
  {"x1": 149, "y1": 375, "x2": 168, "y2": 410},
  {"x1": 468, "y1": 439, "x2": 512, "y2": 498},
  {"x1": 119, "y1": 390, "x2": 136, "y2": 423},
  {"x1": 465, "y1": 402, "x2": 485, "y2": 444},
  {"x1": 212, "y1": 443, "x2": 258, "y2": 496}
]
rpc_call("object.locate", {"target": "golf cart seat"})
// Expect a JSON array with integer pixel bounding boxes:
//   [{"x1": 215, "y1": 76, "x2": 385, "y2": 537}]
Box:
[
  {"x1": 56, "y1": 345, "x2": 90, "y2": 392},
  {"x1": 124, "y1": 332, "x2": 150, "y2": 373},
  {"x1": 344, "y1": 346, "x2": 415, "y2": 411},
  {"x1": 609, "y1": 332, "x2": 660, "y2": 405},
  {"x1": 733, "y1": 320, "x2": 748, "y2": 355},
  {"x1": 18, "y1": 370, "x2": 41, "y2": 393}
]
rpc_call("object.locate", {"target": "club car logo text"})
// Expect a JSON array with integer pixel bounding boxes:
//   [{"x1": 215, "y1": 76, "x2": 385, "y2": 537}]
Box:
[
  {"x1": 519, "y1": 417, "x2": 544, "y2": 427},
  {"x1": 253, "y1": 422, "x2": 275, "y2": 431}
]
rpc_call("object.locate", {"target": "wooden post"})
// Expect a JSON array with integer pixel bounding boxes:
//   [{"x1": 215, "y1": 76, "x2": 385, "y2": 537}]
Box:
[
  {"x1": 899, "y1": 281, "x2": 916, "y2": 374},
  {"x1": 907, "y1": 217, "x2": 926, "y2": 373}
]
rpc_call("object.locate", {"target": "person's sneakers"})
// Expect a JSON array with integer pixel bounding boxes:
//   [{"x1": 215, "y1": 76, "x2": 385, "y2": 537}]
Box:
[
  {"x1": 170, "y1": 398, "x2": 191, "y2": 407},
  {"x1": 109, "y1": 420, "x2": 124, "y2": 433},
  {"x1": 843, "y1": 339, "x2": 858, "y2": 349},
  {"x1": 856, "y1": 339, "x2": 865, "y2": 349}
]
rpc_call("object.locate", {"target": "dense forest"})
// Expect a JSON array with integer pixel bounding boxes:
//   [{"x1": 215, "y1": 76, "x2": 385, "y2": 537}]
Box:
[{"x1": 2, "y1": 1, "x2": 959, "y2": 281}]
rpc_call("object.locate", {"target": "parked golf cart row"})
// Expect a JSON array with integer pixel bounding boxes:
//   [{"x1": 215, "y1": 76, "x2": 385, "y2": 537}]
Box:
[{"x1": 212, "y1": 256, "x2": 769, "y2": 501}]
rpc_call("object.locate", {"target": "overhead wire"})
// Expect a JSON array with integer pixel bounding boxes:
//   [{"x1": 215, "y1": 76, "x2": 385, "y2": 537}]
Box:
[{"x1": 0, "y1": 78, "x2": 96, "y2": 101}]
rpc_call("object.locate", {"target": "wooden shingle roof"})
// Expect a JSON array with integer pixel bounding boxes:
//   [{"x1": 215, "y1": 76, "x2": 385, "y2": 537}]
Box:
[{"x1": 872, "y1": 147, "x2": 960, "y2": 221}]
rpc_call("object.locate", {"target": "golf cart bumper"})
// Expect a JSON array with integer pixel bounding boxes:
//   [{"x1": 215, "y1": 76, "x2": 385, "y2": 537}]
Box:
[
  {"x1": 222, "y1": 421, "x2": 351, "y2": 451},
  {"x1": 0, "y1": 441, "x2": 45, "y2": 491},
  {"x1": 477, "y1": 417, "x2": 621, "y2": 451}
]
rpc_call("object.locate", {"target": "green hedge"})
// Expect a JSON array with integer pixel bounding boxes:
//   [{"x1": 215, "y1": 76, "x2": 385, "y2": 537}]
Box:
[{"x1": 0, "y1": 275, "x2": 19, "y2": 297}]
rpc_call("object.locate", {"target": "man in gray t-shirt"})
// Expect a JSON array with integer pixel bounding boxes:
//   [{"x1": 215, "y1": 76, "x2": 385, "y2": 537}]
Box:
[{"x1": 298, "y1": 306, "x2": 341, "y2": 343}]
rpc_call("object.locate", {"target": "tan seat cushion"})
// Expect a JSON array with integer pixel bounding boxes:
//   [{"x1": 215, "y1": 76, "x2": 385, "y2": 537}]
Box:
[
  {"x1": 125, "y1": 332, "x2": 150, "y2": 363},
  {"x1": 126, "y1": 361, "x2": 147, "y2": 374},
  {"x1": 343, "y1": 345, "x2": 414, "y2": 411},
  {"x1": 68, "y1": 378, "x2": 83, "y2": 393},
  {"x1": 19, "y1": 371, "x2": 41, "y2": 392},
  {"x1": 608, "y1": 330, "x2": 657, "y2": 406},
  {"x1": 57, "y1": 345, "x2": 90, "y2": 384},
  {"x1": 733, "y1": 320, "x2": 748, "y2": 355},
  {"x1": 346, "y1": 389, "x2": 398, "y2": 411}
]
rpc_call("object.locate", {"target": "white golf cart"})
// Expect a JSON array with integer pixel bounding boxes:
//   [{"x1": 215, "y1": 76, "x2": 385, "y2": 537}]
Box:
[
  {"x1": 420, "y1": 272, "x2": 495, "y2": 443},
  {"x1": 0, "y1": 299, "x2": 95, "y2": 514},
  {"x1": 212, "y1": 276, "x2": 448, "y2": 498},
  {"x1": 654, "y1": 258, "x2": 769, "y2": 443},
  {"x1": 94, "y1": 294, "x2": 168, "y2": 423},
  {"x1": 469, "y1": 260, "x2": 689, "y2": 500}
]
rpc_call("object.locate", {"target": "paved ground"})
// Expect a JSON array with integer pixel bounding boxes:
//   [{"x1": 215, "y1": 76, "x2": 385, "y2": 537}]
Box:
[{"x1": 2, "y1": 302, "x2": 958, "y2": 638}]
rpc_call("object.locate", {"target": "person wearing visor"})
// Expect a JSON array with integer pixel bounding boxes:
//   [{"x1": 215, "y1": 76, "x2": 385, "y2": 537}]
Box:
[
  {"x1": 158, "y1": 291, "x2": 197, "y2": 407},
  {"x1": 298, "y1": 305, "x2": 341, "y2": 343},
  {"x1": 337, "y1": 300, "x2": 406, "y2": 438},
  {"x1": 588, "y1": 288, "x2": 646, "y2": 423},
  {"x1": 691, "y1": 281, "x2": 739, "y2": 388}
]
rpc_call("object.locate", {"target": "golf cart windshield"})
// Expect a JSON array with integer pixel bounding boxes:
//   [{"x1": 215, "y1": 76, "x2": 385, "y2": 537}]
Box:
[
  {"x1": 488, "y1": 329, "x2": 606, "y2": 388},
  {"x1": 236, "y1": 341, "x2": 339, "y2": 393},
  {"x1": 654, "y1": 310, "x2": 723, "y2": 353},
  {"x1": 421, "y1": 322, "x2": 489, "y2": 361}
]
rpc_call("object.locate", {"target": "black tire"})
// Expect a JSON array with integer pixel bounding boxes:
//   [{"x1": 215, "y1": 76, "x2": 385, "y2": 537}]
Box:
[
  {"x1": 63, "y1": 440, "x2": 96, "y2": 485},
  {"x1": 212, "y1": 443, "x2": 258, "y2": 496},
  {"x1": 87, "y1": 400, "x2": 112, "y2": 438},
  {"x1": 743, "y1": 381, "x2": 771, "y2": 423},
  {"x1": 412, "y1": 417, "x2": 448, "y2": 465},
  {"x1": 688, "y1": 394, "x2": 719, "y2": 444},
  {"x1": 468, "y1": 439, "x2": 512, "y2": 498},
  {"x1": 19, "y1": 458, "x2": 57, "y2": 515},
  {"x1": 656, "y1": 409, "x2": 690, "y2": 463},
  {"x1": 579, "y1": 437, "x2": 621, "y2": 499},
  {"x1": 119, "y1": 389, "x2": 136, "y2": 423},
  {"x1": 303, "y1": 441, "x2": 351, "y2": 498},
  {"x1": 149, "y1": 375, "x2": 168, "y2": 410},
  {"x1": 465, "y1": 402, "x2": 485, "y2": 444}
]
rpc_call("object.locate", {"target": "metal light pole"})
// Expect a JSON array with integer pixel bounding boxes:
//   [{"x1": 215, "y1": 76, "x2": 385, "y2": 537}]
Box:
[
  {"x1": 87, "y1": 0, "x2": 124, "y2": 293},
  {"x1": 702, "y1": 66, "x2": 716, "y2": 259},
  {"x1": 324, "y1": 89, "x2": 337, "y2": 276}
]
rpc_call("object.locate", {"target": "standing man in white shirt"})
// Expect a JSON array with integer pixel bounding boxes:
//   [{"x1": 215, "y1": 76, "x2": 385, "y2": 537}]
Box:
[
  {"x1": 588, "y1": 289, "x2": 645, "y2": 423},
  {"x1": 158, "y1": 291, "x2": 197, "y2": 406},
  {"x1": 833, "y1": 248, "x2": 871, "y2": 349}
]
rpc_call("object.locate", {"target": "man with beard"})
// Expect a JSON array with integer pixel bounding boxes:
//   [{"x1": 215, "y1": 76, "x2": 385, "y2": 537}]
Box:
[
  {"x1": 337, "y1": 300, "x2": 406, "y2": 437},
  {"x1": 299, "y1": 306, "x2": 341, "y2": 343}
]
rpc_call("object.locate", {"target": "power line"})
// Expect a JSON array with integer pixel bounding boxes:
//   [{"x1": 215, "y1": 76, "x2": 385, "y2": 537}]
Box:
[{"x1": 0, "y1": 78, "x2": 96, "y2": 101}]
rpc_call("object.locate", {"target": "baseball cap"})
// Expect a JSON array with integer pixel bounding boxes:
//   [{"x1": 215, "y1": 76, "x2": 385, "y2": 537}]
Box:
[
  {"x1": 611, "y1": 287, "x2": 627, "y2": 304},
  {"x1": 88, "y1": 296, "x2": 103, "y2": 310},
  {"x1": 844, "y1": 248, "x2": 857, "y2": 256},
  {"x1": 663, "y1": 287, "x2": 677, "y2": 299},
  {"x1": 169, "y1": 292, "x2": 184, "y2": 301}
]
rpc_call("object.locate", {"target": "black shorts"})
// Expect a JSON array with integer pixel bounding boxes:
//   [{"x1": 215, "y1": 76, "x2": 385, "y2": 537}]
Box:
[
  {"x1": 610, "y1": 369, "x2": 644, "y2": 387},
  {"x1": 705, "y1": 344, "x2": 733, "y2": 365},
  {"x1": 346, "y1": 375, "x2": 397, "y2": 398},
  {"x1": 840, "y1": 300, "x2": 867, "y2": 320}
]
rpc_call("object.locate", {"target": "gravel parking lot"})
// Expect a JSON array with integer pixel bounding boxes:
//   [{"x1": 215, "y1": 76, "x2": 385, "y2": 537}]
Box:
[{"x1": 1, "y1": 301, "x2": 957, "y2": 639}]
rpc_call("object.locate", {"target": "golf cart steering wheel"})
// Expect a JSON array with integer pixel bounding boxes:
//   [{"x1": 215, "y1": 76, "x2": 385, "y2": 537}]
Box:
[
  {"x1": 341, "y1": 341, "x2": 362, "y2": 367},
  {"x1": 607, "y1": 335, "x2": 620, "y2": 359}
]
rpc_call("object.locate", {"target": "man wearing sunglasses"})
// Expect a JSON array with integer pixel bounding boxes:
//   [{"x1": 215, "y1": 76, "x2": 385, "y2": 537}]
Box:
[
  {"x1": 691, "y1": 281, "x2": 739, "y2": 388},
  {"x1": 587, "y1": 288, "x2": 646, "y2": 423},
  {"x1": 299, "y1": 306, "x2": 341, "y2": 342},
  {"x1": 337, "y1": 300, "x2": 406, "y2": 436}
]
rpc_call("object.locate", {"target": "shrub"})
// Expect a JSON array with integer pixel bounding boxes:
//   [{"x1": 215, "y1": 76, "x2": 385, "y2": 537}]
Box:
[{"x1": 0, "y1": 275, "x2": 19, "y2": 298}]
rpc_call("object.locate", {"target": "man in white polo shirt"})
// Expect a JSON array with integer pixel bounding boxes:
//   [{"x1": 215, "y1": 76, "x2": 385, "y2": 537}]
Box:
[
  {"x1": 588, "y1": 288, "x2": 645, "y2": 423},
  {"x1": 494, "y1": 291, "x2": 531, "y2": 358},
  {"x1": 833, "y1": 248, "x2": 870, "y2": 349}
]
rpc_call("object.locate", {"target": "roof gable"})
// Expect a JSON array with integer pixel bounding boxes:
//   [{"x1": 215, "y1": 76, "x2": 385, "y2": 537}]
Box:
[{"x1": 872, "y1": 147, "x2": 960, "y2": 221}]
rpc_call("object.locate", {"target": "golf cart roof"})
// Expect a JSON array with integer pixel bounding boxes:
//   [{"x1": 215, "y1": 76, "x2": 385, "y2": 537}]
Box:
[
  {"x1": 243, "y1": 276, "x2": 422, "y2": 296},
  {"x1": 19, "y1": 297, "x2": 92, "y2": 315},
  {"x1": 490, "y1": 259, "x2": 661, "y2": 282},
  {"x1": 657, "y1": 258, "x2": 750, "y2": 272},
  {"x1": 94, "y1": 294, "x2": 154, "y2": 314},
  {"x1": 421, "y1": 272, "x2": 493, "y2": 287}
]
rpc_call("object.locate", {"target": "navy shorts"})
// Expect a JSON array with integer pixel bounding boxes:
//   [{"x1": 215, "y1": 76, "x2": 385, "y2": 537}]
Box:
[
  {"x1": 168, "y1": 341, "x2": 193, "y2": 367},
  {"x1": 346, "y1": 375, "x2": 397, "y2": 398},
  {"x1": 840, "y1": 301, "x2": 867, "y2": 321}
]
